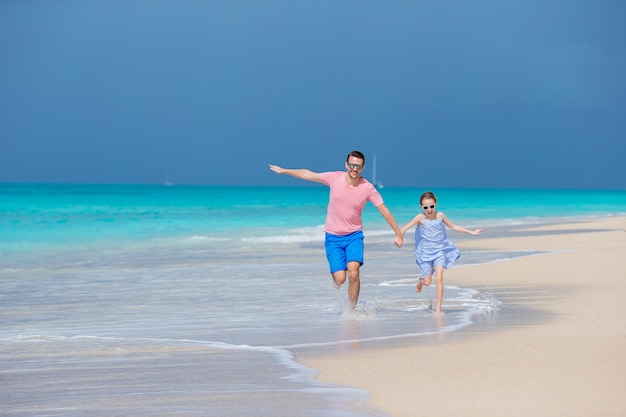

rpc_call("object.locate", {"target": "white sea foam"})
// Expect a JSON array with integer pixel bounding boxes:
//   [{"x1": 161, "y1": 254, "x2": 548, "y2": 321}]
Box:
[
  {"x1": 241, "y1": 225, "x2": 325, "y2": 243},
  {"x1": 190, "y1": 235, "x2": 229, "y2": 241}
]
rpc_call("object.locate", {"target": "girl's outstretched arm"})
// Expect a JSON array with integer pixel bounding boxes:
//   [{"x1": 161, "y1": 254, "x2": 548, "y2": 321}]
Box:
[{"x1": 440, "y1": 212, "x2": 483, "y2": 235}]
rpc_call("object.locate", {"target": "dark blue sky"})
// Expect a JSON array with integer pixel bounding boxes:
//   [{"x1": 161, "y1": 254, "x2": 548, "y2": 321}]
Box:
[{"x1": 1, "y1": 1, "x2": 624, "y2": 189}]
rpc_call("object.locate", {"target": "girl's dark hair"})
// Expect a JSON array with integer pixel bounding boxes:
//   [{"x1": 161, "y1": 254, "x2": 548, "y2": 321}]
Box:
[
  {"x1": 420, "y1": 191, "x2": 437, "y2": 205},
  {"x1": 346, "y1": 150, "x2": 365, "y2": 165}
]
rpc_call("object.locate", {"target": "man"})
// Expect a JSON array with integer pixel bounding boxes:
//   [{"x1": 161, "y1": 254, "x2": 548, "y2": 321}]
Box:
[{"x1": 269, "y1": 150, "x2": 404, "y2": 310}]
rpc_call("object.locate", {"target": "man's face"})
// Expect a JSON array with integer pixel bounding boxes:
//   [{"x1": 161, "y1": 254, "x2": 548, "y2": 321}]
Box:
[{"x1": 345, "y1": 157, "x2": 364, "y2": 178}]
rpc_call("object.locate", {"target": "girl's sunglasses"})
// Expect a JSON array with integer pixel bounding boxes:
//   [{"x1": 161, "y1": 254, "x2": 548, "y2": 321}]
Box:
[{"x1": 422, "y1": 204, "x2": 435, "y2": 210}]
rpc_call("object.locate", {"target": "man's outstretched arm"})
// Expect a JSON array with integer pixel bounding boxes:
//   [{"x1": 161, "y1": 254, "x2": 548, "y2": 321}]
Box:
[
  {"x1": 376, "y1": 203, "x2": 404, "y2": 248},
  {"x1": 269, "y1": 165, "x2": 322, "y2": 183}
]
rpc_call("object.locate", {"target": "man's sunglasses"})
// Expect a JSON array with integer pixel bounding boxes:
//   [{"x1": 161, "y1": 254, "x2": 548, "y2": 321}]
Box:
[{"x1": 347, "y1": 163, "x2": 363, "y2": 170}]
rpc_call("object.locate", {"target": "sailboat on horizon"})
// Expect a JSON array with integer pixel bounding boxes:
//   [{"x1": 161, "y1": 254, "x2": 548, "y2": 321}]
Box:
[
  {"x1": 163, "y1": 172, "x2": 174, "y2": 187},
  {"x1": 371, "y1": 153, "x2": 384, "y2": 188}
]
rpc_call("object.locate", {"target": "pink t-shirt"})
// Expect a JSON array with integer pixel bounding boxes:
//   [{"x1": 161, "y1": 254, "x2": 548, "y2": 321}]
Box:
[{"x1": 318, "y1": 171, "x2": 384, "y2": 235}]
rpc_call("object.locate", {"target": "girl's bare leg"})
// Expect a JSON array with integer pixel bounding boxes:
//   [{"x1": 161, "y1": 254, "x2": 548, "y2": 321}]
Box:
[
  {"x1": 433, "y1": 266, "x2": 445, "y2": 314},
  {"x1": 416, "y1": 275, "x2": 432, "y2": 293}
]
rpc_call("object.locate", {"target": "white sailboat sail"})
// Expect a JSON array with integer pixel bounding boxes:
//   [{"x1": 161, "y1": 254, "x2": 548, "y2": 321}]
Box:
[
  {"x1": 372, "y1": 154, "x2": 384, "y2": 188},
  {"x1": 163, "y1": 172, "x2": 174, "y2": 186}
]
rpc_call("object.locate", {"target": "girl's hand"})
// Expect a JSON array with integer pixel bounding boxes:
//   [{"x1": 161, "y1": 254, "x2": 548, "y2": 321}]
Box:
[{"x1": 470, "y1": 229, "x2": 483, "y2": 235}]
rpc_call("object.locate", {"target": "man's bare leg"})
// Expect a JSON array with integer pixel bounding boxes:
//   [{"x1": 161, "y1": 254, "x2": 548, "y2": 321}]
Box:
[
  {"x1": 347, "y1": 261, "x2": 361, "y2": 310},
  {"x1": 332, "y1": 270, "x2": 346, "y2": 289}
]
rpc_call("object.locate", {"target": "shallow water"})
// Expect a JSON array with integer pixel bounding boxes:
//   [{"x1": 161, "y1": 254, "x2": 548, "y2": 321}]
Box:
[{"x1": 1, "y1": 184, "x2": 624, "y2": 416}]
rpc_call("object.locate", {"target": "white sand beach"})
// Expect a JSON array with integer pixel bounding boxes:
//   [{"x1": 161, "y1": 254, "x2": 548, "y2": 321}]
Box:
[{"x1": 301, "y1": 216, "x2": 626, "y2": 417}]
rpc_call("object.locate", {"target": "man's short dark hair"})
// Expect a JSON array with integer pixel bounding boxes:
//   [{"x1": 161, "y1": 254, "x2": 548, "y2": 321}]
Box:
[{"x1": 347, "y1": 150, "x2": 365, "y2": 165}]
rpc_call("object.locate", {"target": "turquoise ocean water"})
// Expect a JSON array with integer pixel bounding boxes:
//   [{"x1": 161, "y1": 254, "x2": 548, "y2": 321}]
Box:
[{"x1": 1, "y1": 183, "x2": 625, "y2": 416}]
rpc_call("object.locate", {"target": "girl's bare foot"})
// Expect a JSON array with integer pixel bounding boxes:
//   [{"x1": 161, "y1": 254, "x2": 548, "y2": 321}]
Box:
[{"x1": 416, "y1": 278, "x2": 425, "y2": 293}]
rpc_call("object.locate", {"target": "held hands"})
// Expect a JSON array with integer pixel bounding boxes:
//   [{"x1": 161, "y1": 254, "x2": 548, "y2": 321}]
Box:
[{"x1": 394, "y1": 234, "x2": 404, "y2": 248}]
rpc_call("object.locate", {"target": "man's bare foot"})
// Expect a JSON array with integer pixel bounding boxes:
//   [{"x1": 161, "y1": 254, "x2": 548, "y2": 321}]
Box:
[{"x1": 416, "y1": 278, "x2": 425, "y2": 293}]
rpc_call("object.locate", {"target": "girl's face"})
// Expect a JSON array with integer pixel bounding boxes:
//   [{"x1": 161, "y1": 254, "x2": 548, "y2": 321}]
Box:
[{"x1": 421, "y1": 198, "x2": 436, "y2": 216}]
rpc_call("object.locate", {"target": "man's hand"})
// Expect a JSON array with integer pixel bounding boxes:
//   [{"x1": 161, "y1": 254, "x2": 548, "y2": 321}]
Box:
[{"x1": 269, "y1": 164, "x2": 285, "y2": 174}]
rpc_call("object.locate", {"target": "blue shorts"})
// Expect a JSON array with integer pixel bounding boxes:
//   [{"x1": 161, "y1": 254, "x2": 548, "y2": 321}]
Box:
[{"x1": 325, "y1": 231, "x2": 364, "y2": 274}]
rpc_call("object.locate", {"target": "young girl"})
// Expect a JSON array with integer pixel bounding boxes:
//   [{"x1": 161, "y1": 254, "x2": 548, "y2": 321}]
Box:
[{"x1": 400, "y1": 191, "x2": 483, "y2": 314}]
